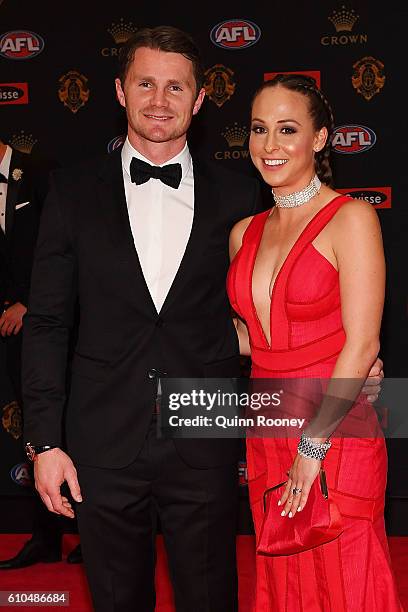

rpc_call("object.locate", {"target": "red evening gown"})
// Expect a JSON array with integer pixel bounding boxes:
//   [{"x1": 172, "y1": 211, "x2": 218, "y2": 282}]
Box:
[{"x1": 227, "y1": 196, "x2": 402, "y2": 611}]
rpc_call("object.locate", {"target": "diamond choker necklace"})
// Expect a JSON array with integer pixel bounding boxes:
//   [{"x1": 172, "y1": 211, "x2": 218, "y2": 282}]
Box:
[{"x1": 272, "y1": 175, "x2": 322, "y2": 208}]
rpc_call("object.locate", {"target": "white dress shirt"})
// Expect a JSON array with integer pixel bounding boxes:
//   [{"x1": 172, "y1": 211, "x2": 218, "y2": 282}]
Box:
[
  {"x1": 0, "y1": 145, "x2": 12, "y2": 233},
  {"x1": 121, "y1": 137, "x2": 194, "y2": 313}
]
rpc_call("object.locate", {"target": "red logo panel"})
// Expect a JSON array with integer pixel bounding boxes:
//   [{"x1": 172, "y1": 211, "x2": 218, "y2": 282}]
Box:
[
  {"x1": 0, "y1": 82, "x2": 29, "y2": 104},
  {"x1": 338, "y1": 187, "x2": 391, "y2": 209}
]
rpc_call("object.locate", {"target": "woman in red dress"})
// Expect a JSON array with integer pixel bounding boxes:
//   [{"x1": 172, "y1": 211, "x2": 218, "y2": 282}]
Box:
[{"x1": 227, "y1": 74, "x2": 402, "y2": 611}]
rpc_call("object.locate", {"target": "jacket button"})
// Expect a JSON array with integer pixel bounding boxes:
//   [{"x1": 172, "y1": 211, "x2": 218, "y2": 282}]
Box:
[
  {"x1": 156, "y1": 317, "x2": 163, "y2": 328},
  {"x1": 147, "y1": 369, "x2": 158, "y2": 380}
]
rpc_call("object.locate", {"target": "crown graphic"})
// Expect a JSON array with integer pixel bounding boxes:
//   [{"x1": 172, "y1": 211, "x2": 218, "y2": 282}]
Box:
[
  {"x1": 222, "y1": 123, "x2": 249, "y2": 147},
  {"x1": 108, "y1": 18, "x2": 138, "y2": 44},
  {"x1": 9, "y1": 130, "x2": 37, "y2": 154},
  {"x1": 328, "y1": 6, "x2": 359, "y2": 32}
]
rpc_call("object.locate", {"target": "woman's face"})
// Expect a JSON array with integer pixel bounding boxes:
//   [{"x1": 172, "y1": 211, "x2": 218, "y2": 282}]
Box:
[{"x1": 249, "y1": 85, "x2": 327, "y2": 192}]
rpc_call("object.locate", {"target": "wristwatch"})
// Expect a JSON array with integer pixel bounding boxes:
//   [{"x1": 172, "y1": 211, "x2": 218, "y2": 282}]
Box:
[{"x1": 25, "y1": 442, "x2": 58, "y2": 462}]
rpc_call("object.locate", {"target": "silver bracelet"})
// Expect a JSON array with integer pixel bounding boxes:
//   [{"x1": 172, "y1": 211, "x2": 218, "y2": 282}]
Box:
[{"x1": 297, "y1": 432, "x2": 331, "y2": 461}]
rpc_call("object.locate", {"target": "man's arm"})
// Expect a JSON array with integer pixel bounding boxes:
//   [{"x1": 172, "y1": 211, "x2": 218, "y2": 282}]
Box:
[{"x1": 22, "y1": 175, "x2": 81, "y2": 517}]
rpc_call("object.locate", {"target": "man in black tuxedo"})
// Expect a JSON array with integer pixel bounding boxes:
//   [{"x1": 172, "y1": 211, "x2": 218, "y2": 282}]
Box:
[
  {"x1": 22, "y1": 26, "x2": 383, "y2": 611},
  {"x1": 0, "y1": 140, "x2": 62, "y2": 568},
  {"x1": 23, "y1": 27, "x2": 261, "y2": 611}
]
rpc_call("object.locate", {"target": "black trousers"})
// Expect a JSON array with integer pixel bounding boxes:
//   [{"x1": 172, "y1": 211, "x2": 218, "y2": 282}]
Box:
[{"x1": 76, "y1": 417, "x2": 239, "y2": 612}]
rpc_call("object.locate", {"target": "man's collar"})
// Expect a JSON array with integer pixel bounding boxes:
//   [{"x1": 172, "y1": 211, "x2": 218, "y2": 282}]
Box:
[
  {"x1": 121, "y1": 137, "x2": 192, "y2": 183},
  {"x1": 0, "y1": 145, "x2": 12, "y2": 178}
]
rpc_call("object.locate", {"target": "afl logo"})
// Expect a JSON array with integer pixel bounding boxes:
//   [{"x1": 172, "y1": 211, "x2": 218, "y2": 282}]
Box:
[
  {"x1": 107, "y1": 134, "x2": 126, "y2": 153},
  {"x1": 331, "y1": 125, "x2": 376, "y2": 154},
  {"x1": 210, "y1": 20, "x2": 261, "y2": 49},
  {"x1": 0, "y1": 31, "x2": 44, "y2": 60},
  {"x1": 10, "y1": 462, "x2": 32, "y2": 487}
]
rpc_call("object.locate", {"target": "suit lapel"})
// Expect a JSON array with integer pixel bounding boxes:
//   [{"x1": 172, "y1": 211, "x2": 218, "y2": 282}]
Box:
[
  {"x1": 96, "y1": 149, "x2": 158, "y2": 314},
  {"x1": 159, "y1": 157, "x2": 215, "y2": 316},
  {"x1": 5, "y1": 149, "x2": 25, "y2": 236}
]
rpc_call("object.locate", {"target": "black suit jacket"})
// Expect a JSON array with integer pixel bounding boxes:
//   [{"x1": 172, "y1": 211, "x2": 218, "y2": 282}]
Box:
[
  {"x1": 0, "y1": 148, "x2": 56, "y2": 308},
  {"x1": 22, "y1": 147, "x2": 262, "y2": 469}
]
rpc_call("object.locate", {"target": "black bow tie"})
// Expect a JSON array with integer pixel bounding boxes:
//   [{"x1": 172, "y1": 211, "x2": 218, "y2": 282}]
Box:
[
  {"x1": 0, "y1": 172, "x2": 8, "y2": 183},
  {"x1": 130, "y1": 157, "x2": 182, "y2": 189}
]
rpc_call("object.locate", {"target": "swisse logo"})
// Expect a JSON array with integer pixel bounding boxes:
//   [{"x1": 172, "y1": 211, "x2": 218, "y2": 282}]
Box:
[
  {"x1": 0, "y1": 31, "x2": 44, "y2": 60},
  {"x1": 210, "y1": 20, "x2": 261, "y2": 49},
  {"x1": 331, "y1": 125, "x2": 376, "y2": 154},
  {"x1": 338, "y1": 187, "x2": 391, "y2": 209},
  {"x1": 0, "y1": 83, "x2": 29, "y2": 105},
  {"x1": 10, "y1": 462, "x2": 32, "y2": 486}
]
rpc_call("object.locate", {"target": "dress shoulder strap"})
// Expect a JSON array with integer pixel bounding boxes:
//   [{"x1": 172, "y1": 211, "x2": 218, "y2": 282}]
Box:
[
  {"x1": 241, "y1": 209, "x2": 270, "y2": 246},
  {"x1": 299, "y1": 195, "x2": 351, "y2": 246}
]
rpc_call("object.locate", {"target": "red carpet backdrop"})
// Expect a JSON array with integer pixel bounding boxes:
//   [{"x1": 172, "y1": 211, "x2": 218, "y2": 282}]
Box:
[{"x1": 0, "y1": 0, "x2": 407, "y2": 543}]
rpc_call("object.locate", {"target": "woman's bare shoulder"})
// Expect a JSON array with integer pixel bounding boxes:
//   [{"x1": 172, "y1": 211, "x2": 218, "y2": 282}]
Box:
[
  {"x1": 327, "y1": 192, "x2": 380, "y2": 231},
  {"x1": 230, "y1": 214, "x2": 254, "y2": 239},
  {"x1": 229, "y1": 214, "x2": 255, "y2": 258},
  {"x1": 328, "y1": 195, "x2": 382, "y2": 257}
]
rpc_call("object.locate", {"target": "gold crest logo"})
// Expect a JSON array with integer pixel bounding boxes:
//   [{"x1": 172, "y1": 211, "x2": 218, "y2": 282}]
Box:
[
  {"x1": 58, "y1": 70, "x2": 90, "y2": 113},
  {"x1": 352, "y1": 56, "x2": 385, "y2": 101},
  {"x1": 9, "y1": 130, "x2": 37, "y2": 153},
  {"x1": 204, "y1": 64, "x2": 236, "y2": 108},
  {"x1": 2, "y1": 401, "x2": 22, "y2": 440}
]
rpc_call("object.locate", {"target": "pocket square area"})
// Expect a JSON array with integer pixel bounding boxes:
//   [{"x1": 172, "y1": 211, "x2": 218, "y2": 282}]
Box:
[{"x1": 15, "y1": 201, "x2": 30, "y2": 210}]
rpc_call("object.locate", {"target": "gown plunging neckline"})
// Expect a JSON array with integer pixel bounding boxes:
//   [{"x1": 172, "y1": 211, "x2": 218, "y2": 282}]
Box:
[{"x1": 250, "y1": 196, "x2": 343, "y2": 349}]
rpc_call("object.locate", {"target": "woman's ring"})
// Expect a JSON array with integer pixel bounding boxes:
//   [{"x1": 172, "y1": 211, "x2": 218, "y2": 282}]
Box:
[{"x1": 292, "y1": 487, "x2": 302, "y2": 495}]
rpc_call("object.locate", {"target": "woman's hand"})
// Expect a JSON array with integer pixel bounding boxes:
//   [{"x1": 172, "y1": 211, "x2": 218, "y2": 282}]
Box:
[
  {"x1": 0, "y1": 302, "x2": 27, "y2": 336},
  {"x1": 278, "y1": 453, "x2": 321, "y2": 517}
]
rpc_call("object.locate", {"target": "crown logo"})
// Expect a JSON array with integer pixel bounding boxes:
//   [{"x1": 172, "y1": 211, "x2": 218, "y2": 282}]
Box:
[
  {"x1": 328, "y1": 6, "x2": 359, "y2": 32},
  {"x1": 9, "y1": 130, "x2": 37, "y2": 154},
  {"x1": 222, "y1": 123, "x2": 249, "y2": 148},
  {"x1": 108, "y1": 18, "x2": 138, "y2": 44}
]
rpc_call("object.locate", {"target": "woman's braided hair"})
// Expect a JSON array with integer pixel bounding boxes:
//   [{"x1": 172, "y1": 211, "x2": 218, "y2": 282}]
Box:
[{"x1": 251, "y1": 74, "x2": 335, "y2": 186}]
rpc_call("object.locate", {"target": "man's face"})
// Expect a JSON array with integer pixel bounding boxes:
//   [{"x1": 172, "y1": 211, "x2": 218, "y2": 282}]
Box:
[{"x1": 115, "y1": 47, "x2": 205, "y2": 152}]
